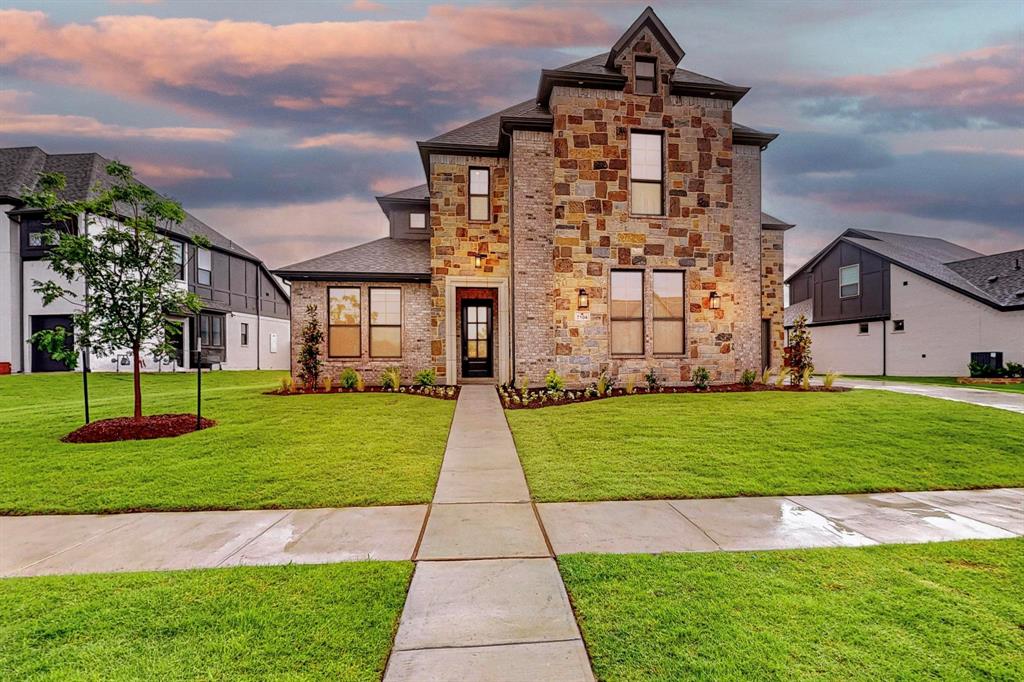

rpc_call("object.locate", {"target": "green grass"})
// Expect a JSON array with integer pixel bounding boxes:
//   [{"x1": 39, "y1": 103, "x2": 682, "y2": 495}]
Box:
[
  {"x1": 848, "y1": 375, "x2": 1024, "y2": 393},
  {"x1": 560, "y1": 539, "x2": 1024, "y2": 681},
  {"x1": 506, "y1": 391, "x2": 1024, "y2": 502},
  {"x1": 0, "y1": 561, "x2": 412, "y2": 680},
  {"x1": 0, "y1": 371, "x2": 454, "y2": 514}
]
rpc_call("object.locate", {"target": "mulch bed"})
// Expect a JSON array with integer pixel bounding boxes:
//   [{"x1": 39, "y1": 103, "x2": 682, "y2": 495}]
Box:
[
  {"x1": 63, "y1": 414, "x2": 216, "y2": 443},
  {"x1": 500, "y1": 383, "x2": 849, "y2": 409},
  {"x1": 266, "y1": 385, "x2": 460, "y2": 400}
]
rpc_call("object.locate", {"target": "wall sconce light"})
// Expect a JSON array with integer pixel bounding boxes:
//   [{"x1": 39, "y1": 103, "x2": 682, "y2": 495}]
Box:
[
  {"x1": 474, "y1": 254, "x2": 483, "y2": 268},
  {"x1": 709, "y1": 291, "x2": 721, "y2": 310},
  {"x1": 577, "y1": 288, "x2": 589, "y2": 309}
]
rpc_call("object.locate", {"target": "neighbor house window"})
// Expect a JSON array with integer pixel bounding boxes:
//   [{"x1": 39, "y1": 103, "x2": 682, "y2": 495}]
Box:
[
  {"x1": 328, "y1": 287, "x2": 360, "y2": 357},
  {"x1": 409, "y1": 212, "x2": 426, "y2": 229},
  {"x1": 469, "y1": 167, "x2": 490, "y2": 221},
  {"x1": 893, "y1": 319, "x2": 905, "y2": 332},
  {"x1": 839, "y1": 264, "x2": 859, "y2": 298},
  {"x1": 858, "y1": 322, "x2": 869, "y2": 335},
  {"x1": 197, "y1": 247, "x2": 212, "y2": 286},
  {"x1": 171, "y1": 240, "x2": 185, "y2": 280},
  {"x1": 653, "y1": 271, "x2": 685, "y2": 354},
  {"x1": 611, "y1": 270, "x2": 643, "y2": 355},
  {"x1": 370, "y1": 287, "x2": 401, "y2": 357},
  {"x1": 240, "y1": 322, "x2": 249, "y2": 346},
  {"x1": 630, "y1": 132, "x2": 663, "y2": 215},
  {"x1": 199, "y1": 313, "x2": 223, "y2": 348},
  {"x1": 635, "y1": 57, "x2": 657, "y2": 94}
]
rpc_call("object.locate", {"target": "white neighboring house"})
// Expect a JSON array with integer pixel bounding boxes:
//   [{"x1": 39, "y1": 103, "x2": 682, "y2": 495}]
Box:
[
  {"x1": 0, "y1": 146, "x2": 291, "y2": 374},
  {"x1": 784, "y1": 229, "x2": 1024, "y2": 377}
]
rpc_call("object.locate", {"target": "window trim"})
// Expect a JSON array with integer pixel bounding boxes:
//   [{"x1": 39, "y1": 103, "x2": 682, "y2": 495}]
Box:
[
  {"x1": 468, "y1": 166, "x2": 490, "y2": 222},
  {"x1": 629, "y1": 130, "x2": 664, "y2": 217},
  {"x1": 327, "y1": 286, "x2": 361, "y2": 358},
  {"x1": 409, "y1": 211, "x2": 426, "y2": 230},
  {"x1": 610, "y1": 269, "x2": 645, "y2": 357},
  {"x1": 197, "y1": 247, "x2": 212, "y2": 286},
  {"x1": 634, "y1": 56, "x2": 657, "y2": 95},
  {"x1": 652, "y1": 269, "x2": 686, "y2": 356},
  {"x1": 369, "y1": 286, "x2": 402, "y2": 358},
  {"x1": 240, "y1": 321, "x2": 249, "y2": 347},
  {"x1": 839, "y1": 263, "x2": 860, "y2": 299}
]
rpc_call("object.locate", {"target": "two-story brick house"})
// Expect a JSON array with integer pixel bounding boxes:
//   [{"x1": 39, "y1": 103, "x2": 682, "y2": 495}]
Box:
[{"x1": 276, "y1": 7, "x2": 793, "y2": 386}]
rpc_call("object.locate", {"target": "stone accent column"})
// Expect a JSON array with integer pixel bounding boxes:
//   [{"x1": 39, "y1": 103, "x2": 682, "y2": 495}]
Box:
[
  {"x1": 732, "y1": 144, "x2": 763, "y2": 376},
  {"x1": 510, "y1": 129, "x2": 555, "y2": 384},
  {"x1": 762, "y1": 229, "x2": 786, "y2": 363}
]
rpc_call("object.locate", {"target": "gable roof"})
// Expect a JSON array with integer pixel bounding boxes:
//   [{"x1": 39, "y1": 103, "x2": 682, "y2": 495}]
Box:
[
  {"x1": 761, "y1": 211, "x2": 795, "y2": 231},
  {"x1": 375, "y1": 182, "x2": 429, "y2": 214},
  {"x1": 274, "y1": 237, "x2": 430, "y2": 282},
  {"x1": 787, "y1": 228, "x2": 1024, "y2": 310},
  {"x1": 606, "y1": 6, "x2": 685, "y2": 69}
]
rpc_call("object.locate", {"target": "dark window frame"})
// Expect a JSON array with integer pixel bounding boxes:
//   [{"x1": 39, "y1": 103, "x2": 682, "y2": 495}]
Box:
[
  {"x1": 327, "y1": 286, "x2": 362, "y2": 358},
  {"x1": 839, "y1": 263, "x2": 860, "y2": 299},
  {"x1": 652, "y1": 269, "x2": 686, "y2": 356},
  {"x1": 369, "y1": 286, "x2": 402, "y2": 358},
  {"x1": 240, "y1": 321, "x2": 249, "y2": 346},
  {"x1": 199, "y1": 312, "x2": 225, "y2": 349},
  {"x1": 629, "y1": 129, "x2": 665, "y2": 217},
  {"x1": 171, "y1": 240, "x2": 185, "y2": 281},
  {"x1": 196, "y1": 247, "x2": 212, "y2": 286},
  {"x1": 468, "y1": 166, "x2": 490, "y2": 222},
  {"x1": 610, "y1": 269, "x2": 645, "y2": 357},
  {"x1": 634, "y1": 56, "x2": 657, "y2": 95}
]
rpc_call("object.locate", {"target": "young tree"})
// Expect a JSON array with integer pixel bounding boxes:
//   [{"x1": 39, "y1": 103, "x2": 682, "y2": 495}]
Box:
[
  {"x1": 297, "y1": 304, "x2": 324, "y2": 389},
  {"x1": 783, "y1": 314, "x2": 814, "y2": 386},
  {"x1": 23, "y1": 162, "x2": 204, "y2": 419}
]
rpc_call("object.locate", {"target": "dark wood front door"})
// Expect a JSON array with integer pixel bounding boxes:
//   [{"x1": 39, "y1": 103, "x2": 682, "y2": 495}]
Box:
[
  {"x1": 30, "y1": 315, "x2": 74, "y2": 372},
  {"x1": 761, "y1": 318, "x2": 771, "y2": 371},
  {"x1": 461, "y1": 300, "x2": 493, "y2": 378}
]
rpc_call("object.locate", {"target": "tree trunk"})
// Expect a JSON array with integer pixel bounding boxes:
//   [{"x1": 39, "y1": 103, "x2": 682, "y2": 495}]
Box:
[{"x1": 132, "y1": 342, "x2": 143, "y2": 420}]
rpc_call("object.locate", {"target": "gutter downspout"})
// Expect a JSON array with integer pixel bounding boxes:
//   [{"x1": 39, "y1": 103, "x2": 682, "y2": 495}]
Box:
[
  {"x1": 18, "y1": 249, "x2": 25, "y2": 373},
  {"x1": 882, "y1": 320, "x2": 887, "y2": 376}
]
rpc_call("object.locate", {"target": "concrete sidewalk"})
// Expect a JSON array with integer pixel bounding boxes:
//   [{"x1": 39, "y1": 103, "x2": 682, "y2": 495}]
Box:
[{"x1": 840, "y1": 378, "x2": 1024, "y2": 414}]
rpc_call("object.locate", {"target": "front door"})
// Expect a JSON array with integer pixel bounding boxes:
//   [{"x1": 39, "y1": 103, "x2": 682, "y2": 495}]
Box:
[{"x1": 461, "y1": 300, "x2": 493, "y2": 378}]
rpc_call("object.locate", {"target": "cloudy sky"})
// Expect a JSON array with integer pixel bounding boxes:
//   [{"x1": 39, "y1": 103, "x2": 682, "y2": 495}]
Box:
[{"x1": 1, "y1": 0, "x2": 1021, "y2": 273}]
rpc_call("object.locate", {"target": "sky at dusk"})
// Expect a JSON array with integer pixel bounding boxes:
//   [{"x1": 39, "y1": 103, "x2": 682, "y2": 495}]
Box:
[{"x1": 1, "y1": 0, "x2": 1021, "y2": 275}]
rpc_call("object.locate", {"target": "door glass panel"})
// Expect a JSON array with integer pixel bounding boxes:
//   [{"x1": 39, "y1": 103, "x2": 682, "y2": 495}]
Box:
[{"x1": 477, "y1": 339, "x2": 488, "y2": 358}]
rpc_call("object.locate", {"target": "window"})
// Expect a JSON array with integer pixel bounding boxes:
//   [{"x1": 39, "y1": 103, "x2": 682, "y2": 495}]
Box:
[
  {"x1": 28, "y1": 230, "x2": 45, "y2": 247},
  {"x1": 370, "y1": 288, "x2": 402, "y2": 357},
  {"x1": 858, "y1": 322, "x2": 869, "y2": 335},
  {"x1": 199, "y1": 313, "x2": 223, "y2": 348},
  {"x1": 197, "y1": 247, "x2": 212, "y2": 286},
  {"x1": 171, "y1": 240, "x2": 185, "y2": 280},
  {"x1": 409, "y1": 212, "x2": 426, "y2": 229},
  {"x1": 653, "y1": 271, "x2": 685, "y2": 354},
  {"x1": 240, "y1": 322, "x2": 249, "y2": 346},
  {"x1": 611, "y1": 270, "x2": 643, "y2": 355},
  {"x1": 469, "y1": 167, "x2": 490, "y2": 221},
  {"x1": 635, "y1": 57, "x2": 657, "y2": 94},
  {"x1": 630, "y1": 132, "x2": 663, "y2": 215},
  {"x1": 893, "y1": 319, "x2": 905, "y2": 332},
  {"x1": 328, "y1": 287, "x2": 361, "y2": 357},
  {"x1": 839, "y1": 264, "x2": 859, "y2": 298}
]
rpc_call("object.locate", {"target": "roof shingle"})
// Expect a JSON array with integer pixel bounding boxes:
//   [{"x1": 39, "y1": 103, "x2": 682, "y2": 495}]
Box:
[{"x1": 274, "y1": 237, "x2": 430, "y2": 280}]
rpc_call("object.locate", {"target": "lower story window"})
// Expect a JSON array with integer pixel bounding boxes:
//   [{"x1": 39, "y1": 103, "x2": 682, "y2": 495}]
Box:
[
  {"x1": 370, "y1": 288, "x2": 402, "y2": 357},
  {"x1": 199, "y1": 313, "x2": 223, "y2": 348},
  {"x1": 858, "y1": 322, "x2": 869, "y2": 335},
  {"x1": 652, "y1": 271, "x2": 684, "y2": 354},
  {"x1": 328, "y1": 287, "x2": 361, "y2": 357},
  {"x1": 611, "y1": 270, "x2": 643, "y2": 355},
  {"x1": 240, "y1": 322, "x2": 249, "y2": 346}
]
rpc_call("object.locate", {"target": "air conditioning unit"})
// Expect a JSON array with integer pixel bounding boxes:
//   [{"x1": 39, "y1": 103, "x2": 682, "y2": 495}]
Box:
[{"x1": 970, "y1": 351, "x2": 1003, "y2": 371}]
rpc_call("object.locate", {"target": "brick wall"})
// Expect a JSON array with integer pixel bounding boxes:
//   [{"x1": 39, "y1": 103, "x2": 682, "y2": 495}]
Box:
[
  {"x1": 289, "y1": 280, "x2": 432, "y2": 384},
  {"x1": 510, "y1": 129, "x2": 556, "y2": 384},
  {"x1": 761, "y1": 229, "x2": 786, "y2": 365},
  {"x1": 733, "y1": 143, "x2": 763, "y2": 375}
]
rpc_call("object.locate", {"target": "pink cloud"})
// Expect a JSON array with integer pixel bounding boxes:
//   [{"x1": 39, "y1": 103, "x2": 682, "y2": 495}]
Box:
[
  {"x1": 0, "y1": 110, "x2": 235, "y2": 142},
  {"x1": 349, "y1": 0, "x2": 387, "y2": 11},
  {"x1": 369, "y1": 176, "x2": 426, "y2": 193},
  {"x1": 293, "y1": 131, "x2": 412, "y2": 151},
  {"x1": 130, "y1": 161, "x2": 232, "y2": 184}
]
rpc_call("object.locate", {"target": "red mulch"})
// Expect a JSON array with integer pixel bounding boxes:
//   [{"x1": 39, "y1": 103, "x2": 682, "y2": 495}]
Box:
[
  {"x1": 63, "y1": 414, "x2": 216, "y2": 443},
  {"x1": 500, "y1": 382, "x2": 850, "y2": 409}
]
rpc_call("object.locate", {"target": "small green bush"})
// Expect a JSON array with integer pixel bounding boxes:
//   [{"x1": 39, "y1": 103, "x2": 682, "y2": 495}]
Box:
[
  {"x1": 823, "y1": 370, "x2": 841, "y2": 389},
  {"x1": 740, "y1": 369, "x2": 756, "y2": 387},
  {"x1": 414, "y1": 368, "x2": 437, "y2": 387},
  {"x1": 644, "y1": 368, "x2": 660, "y2": 392},
  {"x1": 545, "y1": 369, "x2": 566, "y2": 392},
  {"x1": 338, "y1": 367, "x2": 360, "y2": 389},
  {"x1": 381, "y1": 367, "x2": 401, "y2": 390},
  {"x1": 596, "y1": 372, "x2": 615, "y2": 396},
  {"x1": 691, "y1": 366, "x2": 711, "y2": 390},
  {"x1": 1006, "y1": 362, "x2": 1023, "y2": 378}
]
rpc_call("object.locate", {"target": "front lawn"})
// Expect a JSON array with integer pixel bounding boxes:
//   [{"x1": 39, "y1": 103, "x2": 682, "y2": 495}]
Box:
[
  {"x1": 0, "y1": 371, "x2": 454, "y2": 514},
  {"x1": 0, "y1": 561, "x2": 412, "y2": 680},
  {"x1": 507, "y1": 390, "x2": 1024, "y2": 502},
  {"x1": 848, "y1": 375, "x2": 1024, "y2": 393},
  {"x1": 560, "y1": 539, "x2": 1024, "y2": 681}
]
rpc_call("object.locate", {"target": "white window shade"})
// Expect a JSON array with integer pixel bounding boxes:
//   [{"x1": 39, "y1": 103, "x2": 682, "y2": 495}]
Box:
[{"x1": 630, "y1": 133, "x2": 662, "y2": 181}]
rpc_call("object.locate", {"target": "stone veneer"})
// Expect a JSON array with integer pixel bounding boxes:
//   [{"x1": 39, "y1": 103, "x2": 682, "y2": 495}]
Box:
[
  {"x1": 547, "y1": 28, "x2": 738, "y2": 385},
  {"x1": 732, "y1": 143, "x2": 765, "y2": 375},
  {"x1": 761, "y1": 229, "x2": 786, "y2": 365},
  {"x1": 289, "y1": 280, "x2": 432, "y2": 383}
]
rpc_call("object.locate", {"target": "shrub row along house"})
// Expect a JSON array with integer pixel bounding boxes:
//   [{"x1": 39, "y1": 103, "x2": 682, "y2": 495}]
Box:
[
  {"x1": 0, "y1": 146, "x2": 290, "y2": 373},
  {"x1": 785, "y1": 229, "x2": 1024, "y2": 376},
  {"x1": 275, "y1": 7, "x2": 793, "y2": 387}
]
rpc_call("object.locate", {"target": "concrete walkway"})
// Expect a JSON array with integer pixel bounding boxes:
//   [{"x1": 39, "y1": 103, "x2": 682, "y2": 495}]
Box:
[
  {"x1": 384, "y1": 385, "x2": 594, "y2": 682},
  {"x1": 839, "y1": 377, "x2": 1024, "y2": 414}
]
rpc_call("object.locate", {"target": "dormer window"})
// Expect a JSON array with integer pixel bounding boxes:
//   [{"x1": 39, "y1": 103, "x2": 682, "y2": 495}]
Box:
[
  {"x1": 635, "y1": 57, "x2": 657, "y2": 95},
  {"x1": 409, "y1": 212, "x2": 426, "y2": 230}
]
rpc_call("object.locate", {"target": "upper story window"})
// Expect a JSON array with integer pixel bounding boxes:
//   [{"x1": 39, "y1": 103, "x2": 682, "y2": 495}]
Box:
[
  {"x1": 635, "y1": 57, "x2": 657, "y2": 95},
  {"x1": 370, "y1": 287, "x2": 402, "y2": 358},
  {"x1": 611, "y1": 270, "x2": 644, "y2": 355},
  {"x1": 630, "y1": 131, "x2": 663, "y2": 216},
  {"x1": 171, "y1": 240, "x2": 185, "y2": 281},
  {"x1": 409, "y1": 212, "x2": 426, "y2": 230},
  {"x1": 653, "y1": 271, "x2": 685, "y2": 354},
  {"x1": 469, "y1": 167, "x2": 490, "y2": 222},
  {"x1": 328, "y1": 287, "x2": 361, "y2": 357},
  {"x1": 197, "y1": 247, "x2": 212, "y2": 286},
  {"x1": 839, "y1": 264, "x2": 860, "y2": 298}
]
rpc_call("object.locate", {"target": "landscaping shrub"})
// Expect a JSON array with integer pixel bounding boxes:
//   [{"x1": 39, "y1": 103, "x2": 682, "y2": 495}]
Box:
[
  {"x1": 691, "y1": 366, "x2": 711, "y2": 390},
  {"x1": 774, "y1": 366, "x2": 789, "y2": 387},
  {"x1": 760, "y1": 367, "x2": 773, "y2": 385},
  {"x1": 801, "y1": 366, "x2": 812, "y2": 390},
  {"x1": 969, "y1": 361, "x2": 1008, "y2": 378},
  {"x1": 414, "y1": 368, "x2": 437, "y2": 387},
  {"x1": 596, "y1": 372, "x2": 615, "y2": 396},
  {"x1": 783, "y1": 314, "x2": 813, "y2": 386},
  {"x1": 381, "y1": 367, "x2": 401, "y2": 390},
  {"x1": 322, "y1": 376, "x2": 333, "y2": 393},
  {"x1": 1007, "y1": 362, "x2": 1024, "y2": 378},
  {"x1": 545, "y1": 369, "x2": 566, "y2": 392},
  {"x1": 645, "y1": 368, "x2": 661, "y2": 392},
  {"x1": 297, "y1": 304, "x2": 325, "y2": 389},
  {"x1": 338, "y1": 367, "x2": 360, "y2": 389},
  {"x1": 625, "y1": 375, "x2": 636, "y2": 394},
  {"x1": 823, "y1": 370, "x2": 841, "y2": 389},
  {"x1": 740, "y1": 369, "x2": 756, "y2": 387},
  {"x1": 280, "y1": 376, "x2": 294, "y2": 393}
]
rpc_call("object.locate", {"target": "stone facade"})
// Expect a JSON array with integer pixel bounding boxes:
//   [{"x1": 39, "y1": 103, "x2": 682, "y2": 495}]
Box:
[
  {"x1": 289, "y1": 280, "x2": 432, "y2": 383},
  {"x1": 732, "y1": 143, "x2": 765, "y2": 375},
  {"x1": 761, "y1": 229, "x2": 786, "y2": 365}
]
